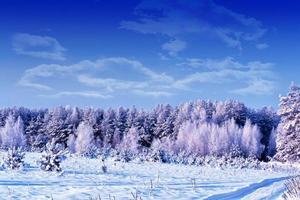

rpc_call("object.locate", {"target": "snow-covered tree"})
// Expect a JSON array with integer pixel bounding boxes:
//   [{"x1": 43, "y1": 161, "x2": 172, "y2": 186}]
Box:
[
  {"x1": 154, "y1": 104, "x2": 174, "y2": 139},
  {"x1": 101, "y1": 108, "x2": 116, "y2": 147},
  {"x1": 275, "y1": 83, "x2": 300, "y2": 162},
  {"x1": 39, "y1": 139, "x2": 65, "y2": 172},
  {"x1": 67, "y1": 134, "x2": 76, "y2": 153},
  {"x1": 4, "y1": 148, "x2": 25, "y2": 170},
  {"x1": 25, "y1": 113, "x2": 47, "y2": 151},
  {"x1": 45, "y1": 107, "x2": 71, "y2": 149},
  {"x1": 118, "y1": 127, "x2": 139, "y2": 161},
  {"x1": 0, "y1": 114, "x2": 26, "y2": 149},
  {"x1": 74, "y1": 121, "x2": 95, "y2": 157},
  {"x1": 241, "y1": 120, "x2": 264, "y2": 158},
  {"x1": 268, "y1": 128, "x2": 277, "y2": 157}
]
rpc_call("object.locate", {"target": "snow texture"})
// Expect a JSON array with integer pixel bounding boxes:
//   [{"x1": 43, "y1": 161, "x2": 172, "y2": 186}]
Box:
[{"x1": 0, "y1": 152, "x2": 296, "y2": 200}]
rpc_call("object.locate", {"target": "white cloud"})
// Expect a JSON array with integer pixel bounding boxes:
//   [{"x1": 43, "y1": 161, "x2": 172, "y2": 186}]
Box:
[
  {"x1": 12, "y1": 33, "x2": 66, "y2": 60},
  {"x1": 40, "y1": 91, "x2": 112, "y2": 99},
  {"x1": 77, "y1": 75, "x2": 149, "y2": 92},
  {"x1": 256, "y1": 43, "x2": 269, "y2": 50},
  {"x1": 18, "y1": 64, "x2": 71, "y2": 90},
  {"x1": 132, "y1": 89, "x2": 173, "y2": 97},
  {"x1": 177, "y1": 57, "x2": 246, "y2": 69},
  {"x1": 174, "y1": 57, "x2": 276, "y2": 95},
  {"x1": 19, "y1": 56, "x2": 276, "y2": 98},
  {"x1": 162, "y1": 39, "x2": 186, "y2": 56},
  {"x1": 231, "y1": 79, "x2": 276, "y2": 95},
  {"x1": 121, "y1": 0, "x2": 266, "y2": 50},
  {"x1": 19, "y1": 57, "x2": 175, "y2": 98}
]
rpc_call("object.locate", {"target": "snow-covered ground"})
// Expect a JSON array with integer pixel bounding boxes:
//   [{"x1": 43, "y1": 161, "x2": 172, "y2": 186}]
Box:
[{"x1": 0, "y1": 152, "x2": 297, "y2": 200}]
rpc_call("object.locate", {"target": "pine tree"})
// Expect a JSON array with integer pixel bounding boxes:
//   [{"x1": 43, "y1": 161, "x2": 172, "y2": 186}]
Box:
[
  {"x1": 26, "y1": 114, "x2": 47, "y2": 151},
  {"x1": 45, "y1": 107, "x2": 71, "y2": 149},
  {"x1": 40, "y1": 140, "x2": 64, "y2": 172},
  {"x1": 275, "y1": 83, "x2": 300, "y2": 162},
  {"x1": 4, "y1": 148, "x2": 25, "y2": 170},
  {"x1": 101, "y1": 108, "x2": 116, "y2": 147}
]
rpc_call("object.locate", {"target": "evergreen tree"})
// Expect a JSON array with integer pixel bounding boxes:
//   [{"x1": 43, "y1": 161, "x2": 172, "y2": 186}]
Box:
[
  {"x1": 40, "y1": 139, "x2": 64, "y2": 172},
  {"x1": 275, "y1": 83, "x2": 300, "y2": 162},
  {"x1": 101, "y1": 108, "x2": 116, "y2": 147}
]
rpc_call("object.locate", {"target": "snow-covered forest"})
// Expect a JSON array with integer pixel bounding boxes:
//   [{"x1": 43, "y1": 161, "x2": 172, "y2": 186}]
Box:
[
  {"x1": 0, "y1": 98, "x2": 281, "y2": 162},
  {"x1": 1, "y1": 84, "x2": 300, "y2": 165},
  {"x1": 0, "y1": 84, "x2": 299, "y2": 199}
]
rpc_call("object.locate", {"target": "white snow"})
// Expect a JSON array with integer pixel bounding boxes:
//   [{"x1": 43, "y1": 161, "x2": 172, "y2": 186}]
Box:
[{"x1": 0, "y1": 152, "x2": 296, "y2": 200}]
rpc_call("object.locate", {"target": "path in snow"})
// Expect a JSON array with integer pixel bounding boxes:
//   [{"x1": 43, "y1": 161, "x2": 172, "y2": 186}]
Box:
[{"x1": 205, "y1": 176, "x2": 291, "y2": 200}]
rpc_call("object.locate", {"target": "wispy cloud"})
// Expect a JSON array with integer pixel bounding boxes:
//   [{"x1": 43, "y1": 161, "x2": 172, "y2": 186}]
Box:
[
  {"x1": 231, "y1": 79, "x2": 276, "y2": 95},
  {"x1": 19, "y1": 56, "x2": 277, "y2": 98},
  {"x1": 132, "y1": 89, "x2": 173, "y2": 97},
  {"x1": 12, "y1": 33, "x2": 66, "y2": 60},
  {"x1": 19, "y1": 57, "x2": 175, "y2": 98},
  {"x1": 77, "y1": 75, "x2": 149, "y2": 92},
  {"x1": 18, "y1": 64, "x2": 71, "y2": 90},
  {"x1": 40, "y1": 91, "x2": 112, "y2": 99},
  {"x1": 121, "y1": 0, "x2": 267, "y2": 51},
  {"x1": 174, "y1": 57, "x2": 276, "y2": 95}
]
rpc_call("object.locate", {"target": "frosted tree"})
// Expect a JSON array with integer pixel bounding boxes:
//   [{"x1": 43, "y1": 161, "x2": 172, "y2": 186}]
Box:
[
  {"x1": 267, "y1": 128, "x2": 277, "y2": 157},
  {"x1": 118, "y1": 127, "x2": 139, "y2": 161},
  {"x1": 0, "y1": 114, "x2": 26, "y2": 170},
  {"x1": 67, "y1": 134, "x2": 76, "y2": 153},
  {"x1": 0, "y1": 114, "x2": 26, "y2": 149},
  {"x1": 173, "y1": 102, "x2": 193, "y2": 136},
  {"x1": 241, "y1": 120, "x2": 264, "y2": 158},
  {"x1": 75, "y1": 121, "x2": 95, "y2": 156},
  {"x1": 175, "y1": 121, "x2": 209, "y2": 156},
  {"x1": 275, "y1": 83, "x2": 300, "y2": 162}
]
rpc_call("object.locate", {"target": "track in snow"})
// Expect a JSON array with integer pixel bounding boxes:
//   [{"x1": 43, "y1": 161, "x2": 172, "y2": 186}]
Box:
[{"x1": 205, "y1": 176, "x2": 290, "y2": 200}]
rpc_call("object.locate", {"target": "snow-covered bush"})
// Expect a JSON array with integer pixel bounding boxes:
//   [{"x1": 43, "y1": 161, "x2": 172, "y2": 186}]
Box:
[
  {"x1": 275, "y1": 83, "x2": 300, "y2": 162},
  {"x1": 148, "y1": 139, "x2": 170, "y2": 163},
  {"x1": 39, "y1": 140, "x2": 65, "y2": 172},
  {"x1": 3, "y1": 148, "x2": 25, "y2": 170}
]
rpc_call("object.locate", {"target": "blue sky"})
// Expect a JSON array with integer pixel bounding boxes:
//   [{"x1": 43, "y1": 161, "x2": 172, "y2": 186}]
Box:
[{"x1": 0, "y1": 0, "x2": 299, "y2": 109}]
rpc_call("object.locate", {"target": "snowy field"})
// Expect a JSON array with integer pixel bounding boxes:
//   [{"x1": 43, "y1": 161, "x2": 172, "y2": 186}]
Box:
[{"x1": 0, "y1": 152, "x2": 297, "y2": 200}]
